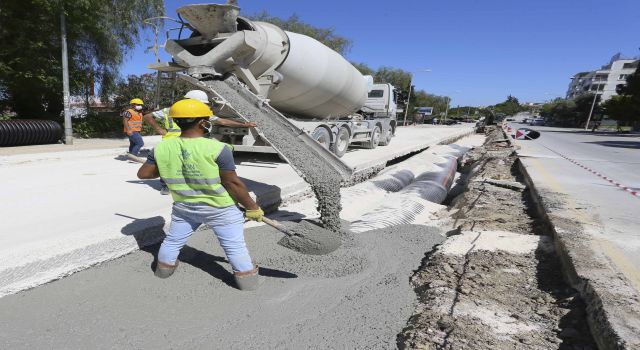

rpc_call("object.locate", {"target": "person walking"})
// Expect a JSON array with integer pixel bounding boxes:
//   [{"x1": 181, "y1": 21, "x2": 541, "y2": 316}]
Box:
[
  {"x1": 137, "y1": 98, "x2": 264, "y2": 291},
  {"x1": 122, "y1": 98, "x2": 146, "y2": 161},
  {"x1": 143, "y1": 90, "x2": 257, "y2": 195}
]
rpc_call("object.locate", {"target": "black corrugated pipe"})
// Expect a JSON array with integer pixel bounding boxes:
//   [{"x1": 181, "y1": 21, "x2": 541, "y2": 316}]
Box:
[{"x1": 0, "y1": 120, "x2": 64, "y2": 147}]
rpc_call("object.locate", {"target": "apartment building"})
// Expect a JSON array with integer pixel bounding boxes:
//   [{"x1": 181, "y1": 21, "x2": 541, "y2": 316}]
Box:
[{"x1": 566, "y1": 54, "x2": 638, "y2": 101}]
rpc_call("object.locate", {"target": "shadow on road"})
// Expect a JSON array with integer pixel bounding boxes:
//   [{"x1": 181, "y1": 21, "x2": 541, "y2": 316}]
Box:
[
  {"x1": 535, "y1": 129, "x2": 639, "y2": 137},
  {"x1": 117, "y1": 214, "x2": 297, "y2": 287},
  {"x1": 583, "y1": 140, "x2": 640, "y2": 149}
]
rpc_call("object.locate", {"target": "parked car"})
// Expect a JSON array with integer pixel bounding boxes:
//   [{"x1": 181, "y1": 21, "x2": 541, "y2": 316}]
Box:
[{"x1": 529, "y1": 118, "x2": 545, "y2": 126}]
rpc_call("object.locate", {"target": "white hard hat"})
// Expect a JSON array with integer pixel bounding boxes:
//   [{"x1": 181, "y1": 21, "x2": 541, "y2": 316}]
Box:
[{"x1": 184, "y1": 90, "x2": 209, "y2": 104}]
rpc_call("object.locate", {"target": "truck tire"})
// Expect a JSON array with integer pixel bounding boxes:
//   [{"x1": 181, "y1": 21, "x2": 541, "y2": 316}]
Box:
[
  {"x1": 330, "y1": 126, "x2": 350, "y2": 157},
  {"x1": 312, "y1": 127, "x2": 331, "y2": 149},
  {"x1": 363, "y1": 125, "x2": 381, "y2": 149},
  {"x1": 379, "y1": 127, "x2": 392, "y2": 146}
]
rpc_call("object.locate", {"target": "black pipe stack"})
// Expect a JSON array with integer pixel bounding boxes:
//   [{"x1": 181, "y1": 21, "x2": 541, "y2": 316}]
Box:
[{"x1": 0, "y1": 120, "x2": 64, "y2": 147}]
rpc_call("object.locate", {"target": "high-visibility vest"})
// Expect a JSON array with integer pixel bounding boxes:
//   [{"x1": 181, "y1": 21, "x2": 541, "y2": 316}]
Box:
[
  {"x1": 161, "y1": 108, "x2": 181, "y2": 140},
  {"x1": 124, "y1": 108, "x2": 143, "y2": 132},
  {"x1": 154, "y1": 137, "x2": 236, "y2": 208}
]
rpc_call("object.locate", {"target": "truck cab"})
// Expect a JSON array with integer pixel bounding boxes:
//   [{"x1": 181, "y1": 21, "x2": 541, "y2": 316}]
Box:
[{"x1": 362, "y1": 83, "x2": 398, "y2": 119}]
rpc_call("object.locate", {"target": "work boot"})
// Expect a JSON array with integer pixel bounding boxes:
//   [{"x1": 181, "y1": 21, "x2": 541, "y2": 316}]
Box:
[
  {"x1": 160, "y1": 186, "x2": 170, "y2": 195},
  {"x1": 126, "y1": 153, "x2": 146, "y2": 163},
  {"x1": 155, "y1": 261, "x2": 178, "y2": 279},
  {"x1": 234, "y1": 265, "x2": 262, "y2": 291}
]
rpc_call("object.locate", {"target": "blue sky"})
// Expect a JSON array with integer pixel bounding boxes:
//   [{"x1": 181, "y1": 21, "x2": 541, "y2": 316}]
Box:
[{"x1": 123, "y1": 0, "x2": 640, "y2": 106}]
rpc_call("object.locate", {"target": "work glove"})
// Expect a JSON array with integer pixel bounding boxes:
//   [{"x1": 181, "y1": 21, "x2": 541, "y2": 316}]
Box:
[{"x1": 245, "y1": 208, "x2": 264, "y2": 222}]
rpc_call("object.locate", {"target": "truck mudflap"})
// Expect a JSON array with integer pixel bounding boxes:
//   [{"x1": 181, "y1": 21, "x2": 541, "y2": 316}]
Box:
[{"x1": 179, "y1": 74, "x2": 354, "y2": 182}]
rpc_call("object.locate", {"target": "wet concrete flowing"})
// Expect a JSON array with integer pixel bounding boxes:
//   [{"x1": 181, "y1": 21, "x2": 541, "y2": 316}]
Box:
[{"x1": 203, "y1": 77, "x2": 345, "y2": 234}]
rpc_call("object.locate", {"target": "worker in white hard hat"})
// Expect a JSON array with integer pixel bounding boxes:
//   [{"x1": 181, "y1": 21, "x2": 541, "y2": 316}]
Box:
[
  {"x1": 137, "y1": 99, "x2": 263, "y2": 291},
  {"x1": 143, "y1": 90, "x2": 257, "y2": 194},
  {"x1": 144, "y1": 90, "x2": 256, "y2": 139}
]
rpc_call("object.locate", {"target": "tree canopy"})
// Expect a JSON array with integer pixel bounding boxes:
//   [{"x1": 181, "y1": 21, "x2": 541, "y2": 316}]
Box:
[
  {"x1": 249, "y1": 12, "x2": 352, "y2": 55},
  {"x1": 492, "y1": 95, "x2": 523, "y2": 116},
  {"x1": 0, "y1": 0, "x2": 164, "y2": 118},
  {"x1": 603, "y1": 67, "x2": 640, "y2": 126}
]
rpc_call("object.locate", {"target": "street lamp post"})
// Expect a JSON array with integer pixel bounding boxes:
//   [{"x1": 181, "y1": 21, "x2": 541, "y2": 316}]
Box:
[
  {"x1": 443, "y1": 96, "x2": 450, "y2": 123},
  {"x1": 60, "y1": 9, "x2": 73, "y2": 145},
  {"x1": 402, "y1": 82, "x2": 413, "y2": 126},
  {"x1": 585, "y1": 85, "x2": 601, "y2": 131}
]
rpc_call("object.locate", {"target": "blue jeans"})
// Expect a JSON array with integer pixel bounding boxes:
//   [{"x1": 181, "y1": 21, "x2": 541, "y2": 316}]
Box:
[
  {"x1": 128, "y1": 132, "x2": 144, "y2": 156},
  {"x1": 158, "y1": 202, "x2": 253, "y2": 273}
]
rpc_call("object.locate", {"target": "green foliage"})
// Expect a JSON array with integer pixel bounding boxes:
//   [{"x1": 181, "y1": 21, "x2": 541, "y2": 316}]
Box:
[
  {"x1": 540, "y1": 94, "x2": 600, "y2": 127},
  {"x1": 111, "y1": 73, "x2": 191, "y2": 111},
  {"x1": 448, "y1": 106, "x2": 481, "y2": 119},
  {"x1": 373, "y1": 67, "x2": 412, "y2": 91},
  {"x1": 603, "y1": 68, "x2": 640, "y2": 126},
  {"x1": 351, "y1": 62, "x2": 375, "y2": 76},
  {"x1": 0, "y1": 0, "x2": 164, "y2": 119},
  {"x1": 410, "y1": 90, "x2": 449, "y2": 118},
  {"x1": 71, "y1": 111, "x2": 123, "y2": 138},
  {"x1": 492, "y1": 95, "x2": 523, "y2": 116},
  {"x1": 249, "y1": 12, "x2": 352, "y2": 55}
]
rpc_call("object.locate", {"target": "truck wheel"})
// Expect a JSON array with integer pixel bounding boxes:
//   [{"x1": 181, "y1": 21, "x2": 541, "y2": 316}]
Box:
[
  {"x1": 330, "y1": 127, "x2": 350, "y2": 157},
  {"x1": 312, "y1": 127, "x2": 331, "y2": 149},
  {"x1": 364, "y1": 125, "x2": 381, "y2": 149},
  {"x1": 379, "y1": 128, "x2": 392, "y2": 146}
]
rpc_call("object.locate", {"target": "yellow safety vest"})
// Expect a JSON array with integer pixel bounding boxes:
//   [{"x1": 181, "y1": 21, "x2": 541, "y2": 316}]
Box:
[
  {"x1": 161, "y1": 108, "x2": 182, "y2": 140},
  {"x1": 154, "y1": 137, "x2": 236, "y2": 207}
]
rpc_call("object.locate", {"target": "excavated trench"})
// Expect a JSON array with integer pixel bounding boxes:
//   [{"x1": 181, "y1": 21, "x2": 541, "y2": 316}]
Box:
[{"x1": 398, "y1": 126, "x2": 597, "y2": 349}]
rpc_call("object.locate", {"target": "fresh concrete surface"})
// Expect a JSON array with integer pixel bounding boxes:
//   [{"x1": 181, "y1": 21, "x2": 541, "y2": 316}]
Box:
[
  {"x1": 0, "y1": 125, "x2": 472, "y2": 297},
  {"x1": 0, "y1": 223, "x2": 445, "y2": 349},
  {"x1": 509, "y1": 124, "x2": 640, "y2": 349}
]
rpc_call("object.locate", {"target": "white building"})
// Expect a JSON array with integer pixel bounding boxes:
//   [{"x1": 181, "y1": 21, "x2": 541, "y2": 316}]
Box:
[{"x1": 566, "y1": 54, "x2": 638, "y2": 102}]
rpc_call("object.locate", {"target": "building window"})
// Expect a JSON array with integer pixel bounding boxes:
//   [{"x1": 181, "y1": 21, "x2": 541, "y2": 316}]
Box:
[
  {"x1": 623, "y1": 61, "x2": 639, "y2": 69},
  {"x1": 619, "y1": 74, "x2": 629, "y2": 80}
]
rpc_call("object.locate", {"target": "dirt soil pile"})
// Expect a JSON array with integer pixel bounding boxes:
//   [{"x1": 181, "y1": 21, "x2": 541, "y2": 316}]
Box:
[{"x1": 398, "y1": 126, "x2": 597, "y2": 349}]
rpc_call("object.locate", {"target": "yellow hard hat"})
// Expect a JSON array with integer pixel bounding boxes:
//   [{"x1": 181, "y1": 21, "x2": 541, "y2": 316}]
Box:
[
  {"x1": 130, "y1": 98, "x2": 144, "y2": 105},
  {"x1": 169, "y1": 99, "x2": 214, "y2": 118}
]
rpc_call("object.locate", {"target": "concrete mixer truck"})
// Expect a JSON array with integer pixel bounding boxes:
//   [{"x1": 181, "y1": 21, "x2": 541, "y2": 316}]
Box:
[{"x1": 149, "y1": 2, "x2": 398, "y2": 159}]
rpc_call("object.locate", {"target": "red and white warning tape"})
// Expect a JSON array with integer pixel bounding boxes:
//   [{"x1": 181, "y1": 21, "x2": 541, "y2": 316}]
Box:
[{"x1": 503, "y1": 123, "x2": 638, "y2": 198}]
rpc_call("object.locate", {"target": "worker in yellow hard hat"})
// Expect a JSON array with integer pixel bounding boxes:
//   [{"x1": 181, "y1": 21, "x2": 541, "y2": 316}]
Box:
[
  {"x1": 143, "y1": 90, "x2": 256, "y2": 139},
  {"x1": 137, "y1": 99, "x2": 264, "y2": 291},
  {"x1": 122, "y1": 98, "x2": 146, "y2": 160},
  {"x1": 143, "y1": 90, "x2": 257, "y2": 194}
]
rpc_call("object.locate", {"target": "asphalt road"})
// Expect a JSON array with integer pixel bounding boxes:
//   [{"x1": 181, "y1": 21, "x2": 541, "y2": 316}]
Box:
[{"x1": 513, "y1": 124, "x2": 640, "y2": 287}]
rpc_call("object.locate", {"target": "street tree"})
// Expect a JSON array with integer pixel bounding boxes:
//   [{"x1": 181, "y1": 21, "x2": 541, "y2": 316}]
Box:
[
  {"x1": 493, "y1": 95, "x2": 523, "y2": 116},
  {"x1": 249, "y1": 12, "x2": 352, "y2": 55},
  {"x1": 352, "y1": 62, "x2": 375, "y2": 76},
  {"x1": 603, "y1": 67, "x2": 640, "y2": 127},
  {"x1": 0, "y1": 0, "x2": 164, "y2": 118},
  {"x1": 111, "y1": 74, "x2": 191, "y2": 111}
]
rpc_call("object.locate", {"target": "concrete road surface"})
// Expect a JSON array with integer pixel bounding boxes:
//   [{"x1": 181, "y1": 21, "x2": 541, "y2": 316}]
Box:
[
  {"x1": 0, "y1": 125, "x2": 472, "y2": 297},
  {"x1": 514, "y1": 125, "x2": 640, "y2": 275},
  {"x1": 510, "y1": 124, "x2": 640, "y2": 346}
]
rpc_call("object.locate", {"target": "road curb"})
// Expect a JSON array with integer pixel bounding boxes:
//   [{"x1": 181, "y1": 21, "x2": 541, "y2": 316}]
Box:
[{"x1": 516, "y1": 151, "x2": 640, "y2": 350}]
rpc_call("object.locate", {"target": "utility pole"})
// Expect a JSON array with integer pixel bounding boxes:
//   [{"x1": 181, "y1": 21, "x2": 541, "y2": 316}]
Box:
[
  {"x1": 585, "y1": 85, "x2": 600, "y2": 131},
  {"x1": 402, "y1": 82, "x2": 413, "y2": 126},
  {"x1": 60, "y1": 8, "x2": 73, "y2": 145},
  {"x1": 444, "y1": 96, "x2": 450, "y2": 123}
]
